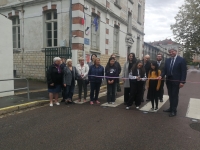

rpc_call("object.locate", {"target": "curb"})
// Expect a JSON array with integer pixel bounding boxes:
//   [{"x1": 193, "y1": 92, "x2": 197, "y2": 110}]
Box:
[
  {"x1": 0, "y1": 82, "x2": 123, "y2": 115},
  {"x1": 0, "y1": 100, "x2": 49, "y2": 115}
]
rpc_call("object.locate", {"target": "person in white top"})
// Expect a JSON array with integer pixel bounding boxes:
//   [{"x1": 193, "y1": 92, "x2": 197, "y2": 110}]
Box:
[{"x1": 76, "y1": 57, "x2": 89, "y2": 102}]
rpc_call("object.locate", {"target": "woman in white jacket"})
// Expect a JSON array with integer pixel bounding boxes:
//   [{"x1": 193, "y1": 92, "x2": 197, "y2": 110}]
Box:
[
  {"x1": 122, "y1": 53, "x2": 137, "y2": 105},
  {"x1": 76, "y1": 57, "x2": 89, "y2": 102}
]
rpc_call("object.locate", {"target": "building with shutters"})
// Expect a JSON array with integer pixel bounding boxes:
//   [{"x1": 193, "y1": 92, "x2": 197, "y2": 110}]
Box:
[{"x1": 0, "y1": 0, "x2": 145, "y2": 80}]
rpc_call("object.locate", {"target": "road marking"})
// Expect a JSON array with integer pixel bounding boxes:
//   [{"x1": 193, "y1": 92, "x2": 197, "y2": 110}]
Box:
[
  {"x1": 139, "y1": 95, "x2": 169, "y2": 112},
  {"x1": 186, "y1": 98, "x2": 200, "y2": 120},
  {"x1": 101, "y1": 96, "x2": 124, "y2": 107}
]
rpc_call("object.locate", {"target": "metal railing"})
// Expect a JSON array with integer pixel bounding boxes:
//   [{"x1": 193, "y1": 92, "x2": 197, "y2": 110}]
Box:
[{"x1": 0, "y1": 78, "x2": 30, "y2": 101}]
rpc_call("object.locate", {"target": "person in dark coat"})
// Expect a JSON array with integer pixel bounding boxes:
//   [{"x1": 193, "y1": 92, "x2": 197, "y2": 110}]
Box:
[
  {"x1": 142, "y1": 55, "x2": 151, "y2": 102},
  {"x1": 63, "y1": 59, "x2": 80, "y2": 104},
  {"x1": 105, "y1": 57, "x2": 119, "y2": 104},
  {"x1": 159, "y1": 48, "x2": 187, "y2": 117},
  {"x1": 126, "y1": 61, "x2": 147, "y2": 110},
  {"x1": 88, "y1": 58, "x2": 104, "y2": 105},
  {"x1": 47, "y1": 57, "x2": 62, "y2": 107},
  {"x1": 60, "y1": 57, "x2": 66, "y2": 102},
  {"x1": 110, "y1": 53, "x2": 121, "y2": 93},
  {"x1": 156, "y1": 53, "x2": 165, "y2": 102}
]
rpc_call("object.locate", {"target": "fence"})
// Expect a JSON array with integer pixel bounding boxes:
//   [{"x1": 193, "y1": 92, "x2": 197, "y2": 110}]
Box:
[{"x1": 0, "y1": 78, "x2": 30, "y2": 101}]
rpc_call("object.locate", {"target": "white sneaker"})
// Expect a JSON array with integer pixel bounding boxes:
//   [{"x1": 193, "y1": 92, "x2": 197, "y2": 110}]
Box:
[
  {"x1": 50, "y1": 103, "x2": 53, "y2": 107},
  {"x1": 112, "y1": 102, "x2": 115, "y2": 105},
  {"x1": 55, "y1": 102, "x2": 60, "y2": 106},
  {"x1": 136, "y1": 106, "x2": 139, "y2": 109},
  {"x1": 126, "y1": 107, "x2": 130, "y2": 110}
]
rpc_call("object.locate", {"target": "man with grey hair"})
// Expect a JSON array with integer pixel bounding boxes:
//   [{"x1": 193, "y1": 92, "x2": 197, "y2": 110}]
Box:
[
  {"x1": 142, "y1": 54, "x2": 151, "y2": 102},
  {"x1": 158, "y1": 48, "x2": 187, "y2": 117}
]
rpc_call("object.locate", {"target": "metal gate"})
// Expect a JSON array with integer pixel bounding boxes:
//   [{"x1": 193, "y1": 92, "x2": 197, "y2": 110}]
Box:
[{"x1": 45, "y1": 47, "x2": 72, "y2": 76}]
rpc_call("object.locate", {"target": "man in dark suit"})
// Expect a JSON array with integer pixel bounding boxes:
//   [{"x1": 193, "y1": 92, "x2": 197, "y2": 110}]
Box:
[
  {"x1": 159, "y1": 49, "x2": 187, "y2": 117},
  {"x1": 157, "y1": 54, "x2": 165, "y2": 102}
]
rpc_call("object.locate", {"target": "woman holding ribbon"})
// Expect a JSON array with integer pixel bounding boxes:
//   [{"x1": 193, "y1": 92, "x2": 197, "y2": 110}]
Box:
[
  {"x1": 88, "y1": 58, "x2": 104, "y2": 105},
  {"x1": 126, "y1": 61, "x2": 147, "y2": 110}
]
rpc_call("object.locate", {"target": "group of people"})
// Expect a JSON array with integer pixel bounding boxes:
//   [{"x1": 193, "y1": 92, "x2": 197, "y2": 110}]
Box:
[
  {"x1": 46, "y1": 53, "x2": 121, "y2": 106},
  {"x1": 47, "y1": 48, "x2": 187, "y2": 117}
]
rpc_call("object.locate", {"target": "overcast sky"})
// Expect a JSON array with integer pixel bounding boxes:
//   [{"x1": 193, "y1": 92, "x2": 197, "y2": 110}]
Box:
[{"x1": 144, "y1": 0, "x2": 185, "y2": 42}]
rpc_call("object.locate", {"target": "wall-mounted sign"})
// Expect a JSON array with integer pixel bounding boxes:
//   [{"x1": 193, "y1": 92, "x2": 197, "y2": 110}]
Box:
[{"x1": 84, "y1": 38, "x2": 90, "y2": 45}]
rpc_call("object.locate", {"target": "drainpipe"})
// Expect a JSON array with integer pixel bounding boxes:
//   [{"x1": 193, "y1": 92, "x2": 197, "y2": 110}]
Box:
[
  {"x1": 21, "y1": 4, "x2": 25, "y2": 78},
  {"x1": 69, "y1": 0, "x2": 72, "y2": 50}
]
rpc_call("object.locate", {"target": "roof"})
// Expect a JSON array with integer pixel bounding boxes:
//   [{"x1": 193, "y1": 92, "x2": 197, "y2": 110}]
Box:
[{"x1": 149, "y1": 39, "x2": 180, "y2": 46}]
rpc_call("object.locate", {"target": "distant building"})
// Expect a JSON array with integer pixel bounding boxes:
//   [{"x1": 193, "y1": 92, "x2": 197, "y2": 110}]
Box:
[
  {"x1": 144, "y1": 42, "x2": 169, "y2": 61},
  {"x1": 0, "y1": 0, "x2": 145, "y2": 80},
  {"x1": 149, "y1": 39, "x2": 183, "y2": 57}
]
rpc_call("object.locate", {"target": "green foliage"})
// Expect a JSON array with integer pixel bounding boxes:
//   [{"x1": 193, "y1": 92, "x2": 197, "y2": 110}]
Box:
[{"x1": 171, "y1": 0, "x2": 200, "y2": 54}]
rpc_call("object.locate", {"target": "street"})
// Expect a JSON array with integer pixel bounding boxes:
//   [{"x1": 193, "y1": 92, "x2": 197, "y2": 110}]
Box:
[{"x1": 0, "y1": 69, "x2": 200, "y2": 150}]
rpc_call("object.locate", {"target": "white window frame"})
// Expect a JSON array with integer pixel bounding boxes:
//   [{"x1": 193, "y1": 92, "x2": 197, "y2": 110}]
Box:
[
  {"x1": 128, "y1": 12, "x2": 132, "y2": 34},
  {"x1": 137, "y1": 4, "x2": 142, "y2": 24},
  {"x1": 113, "y1": 25, "x2": 119, "y2": 54},
  {"x1": 91, "y1": 14, "x2": 100, "y2": 50},
  {"x1": 45, "y1": 11, "x2": 58, "y2": 47},
  {"x1": 12, "y1": 16, "x2": 20, "y2": 49},
  {"x1": 136, "y1": 37, "x2": 140, "y2": 57}
]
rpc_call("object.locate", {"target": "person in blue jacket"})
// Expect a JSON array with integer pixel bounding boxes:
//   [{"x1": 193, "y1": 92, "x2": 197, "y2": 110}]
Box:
[{"x1": 88, "y1": 58, "x2": 104, "y2": 105}]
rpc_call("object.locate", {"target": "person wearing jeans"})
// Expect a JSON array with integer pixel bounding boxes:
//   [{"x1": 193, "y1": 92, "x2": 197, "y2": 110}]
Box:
[
  {"x1": 88, "y1": 58, "x2": 104, "y2": 105},
  {"x1": 76, "y1": 57, "x2": 89, "y2": 102}
]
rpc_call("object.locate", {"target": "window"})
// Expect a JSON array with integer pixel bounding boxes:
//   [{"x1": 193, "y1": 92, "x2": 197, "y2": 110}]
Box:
[
  {"x1": 114, "y1": 0, "x2": 122, "y2": 9},
  {"x1": 45, "y1": 11, "x2": 57, "y2": 47},
  {"x1": 113, "y1": 25, "x2": 119, "y2": 54},
  {"x1": 12, "y1": 17, "x2": 20, "y2": 48},
  {"x1": 137, "y1": 4, "x2": 142, "y2": 24},
  {"x1": 91, "y1": 14, "x2": 100, "y2": 50},
  {"x1": 128, "y1": 12, "x2": 132, "y2": 34},
  {"x1": 136, "y1": 37, "x2": 140, "y2": 57}
]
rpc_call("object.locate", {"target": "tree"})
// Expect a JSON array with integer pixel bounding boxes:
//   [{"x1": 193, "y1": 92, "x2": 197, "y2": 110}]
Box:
[
  {"x1": 183, "y1": 49, "x2": 193, "y2": 64},
  {"x1": 171, "y1": 0, "x2": 200, "y2": 54}
]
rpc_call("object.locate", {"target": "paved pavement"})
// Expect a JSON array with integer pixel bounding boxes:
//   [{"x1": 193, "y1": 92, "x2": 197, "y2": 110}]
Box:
[
  {"x1": 0, "y1": 79, "x2": 108, "y2": 108},
  {"x1": 0, "y1": 69, "x2": 200, "y2": 149}
]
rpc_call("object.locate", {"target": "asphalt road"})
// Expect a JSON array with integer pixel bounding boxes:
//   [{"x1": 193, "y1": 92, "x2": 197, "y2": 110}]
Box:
[{"x1": 0, "y1": 70, "x2": 200, "y2": 150}]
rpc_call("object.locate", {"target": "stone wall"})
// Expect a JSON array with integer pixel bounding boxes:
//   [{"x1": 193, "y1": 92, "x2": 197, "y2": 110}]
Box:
[{"x1": 14, "y1": 51, "x2": 45, "y2": 80}]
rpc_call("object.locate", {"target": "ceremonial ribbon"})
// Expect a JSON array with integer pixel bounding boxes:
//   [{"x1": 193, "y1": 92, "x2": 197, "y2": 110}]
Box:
[{"x1": 88, "y1": 75, "x2": 200, "y2": 84}]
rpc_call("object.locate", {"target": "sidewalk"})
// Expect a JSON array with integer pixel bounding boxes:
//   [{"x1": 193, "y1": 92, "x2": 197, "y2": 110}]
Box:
[{"x1": 0, "y1": 79, "x2": 110, "y2": 110}]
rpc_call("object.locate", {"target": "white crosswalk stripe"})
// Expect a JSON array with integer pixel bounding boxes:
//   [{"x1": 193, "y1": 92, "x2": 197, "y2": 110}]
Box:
[
  {"x1": 186, "y1": 98, "x2": 200, "y2": 120},
  {"x1": 139, "y1": 95, "x2": 169, "y2": 112},
  {"x1": 101, "y1": 96, "x2": 124, "y2": 107}
]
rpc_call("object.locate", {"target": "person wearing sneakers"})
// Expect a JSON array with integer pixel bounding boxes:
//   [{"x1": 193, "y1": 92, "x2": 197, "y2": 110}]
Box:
[
  {"x1": 126, "y1": 61, "x2": 147, "y2": 110},
  {"x1": 105, "y1": 57, "x2": 119, "y2": 104},
  {"x1": 88, "y1": 58, "x2": 104, "y2": 105},
  {"x1": 47, "y1": 57, "x2": 63, "y2": 107},
  {"x1": 147, "y1": 61, "x2": 161, "y2": 111}
]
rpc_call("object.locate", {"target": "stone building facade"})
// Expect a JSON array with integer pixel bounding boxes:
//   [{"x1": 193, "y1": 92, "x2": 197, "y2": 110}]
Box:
[{"x1": 0, "y1": 0, "x2": 145, "y2": 80}]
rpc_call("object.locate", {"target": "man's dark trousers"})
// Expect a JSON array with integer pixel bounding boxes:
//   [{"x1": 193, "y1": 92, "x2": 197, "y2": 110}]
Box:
[{"x1": 166, "y1": 79, "x2": 179, "y2": 113}]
